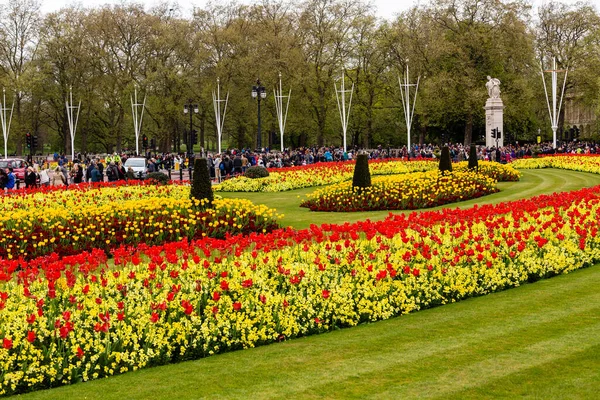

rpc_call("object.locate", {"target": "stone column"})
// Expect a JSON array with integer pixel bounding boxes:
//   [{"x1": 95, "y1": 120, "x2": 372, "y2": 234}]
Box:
[{"x1": 485, "y1": 97, "x2": 504, "y2": 148}]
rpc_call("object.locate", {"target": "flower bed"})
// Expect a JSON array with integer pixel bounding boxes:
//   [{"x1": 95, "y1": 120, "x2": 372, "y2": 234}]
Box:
[
  {"x1": 454, "y1": 160, "x2": 521, "y2": 181},
  {"x1": 0, "y1": 185, "x2": 281, "y2": 260},
  {"x1": 2, "y1": 181, "x2": 600, "y2": 395},
  {"x1": 511, "y1": 154, "x2": 600, "y2": 173},
  {"x1": 214, "y1": 159, "x2": 437, "y2": 192},
  {"x1": 300, "y1": 170, "x2": 498, "y2": 212},
  {"x1": 215, "y1": 159, "x2": 520, "y2": 193}
]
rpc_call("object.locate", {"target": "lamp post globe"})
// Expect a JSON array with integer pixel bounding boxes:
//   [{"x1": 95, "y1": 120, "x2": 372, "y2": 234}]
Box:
[
  {"x1": 183, "y1": 99, "x2": 199, "y2": 177},
  {"x1": 252, "y1": 79, "x2": 266, "y2": 150}
]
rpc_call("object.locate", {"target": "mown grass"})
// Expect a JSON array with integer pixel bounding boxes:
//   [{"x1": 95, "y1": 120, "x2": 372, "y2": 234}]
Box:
[{"x1": 14, "y1": 168, "x2": 600, "y2": 399}]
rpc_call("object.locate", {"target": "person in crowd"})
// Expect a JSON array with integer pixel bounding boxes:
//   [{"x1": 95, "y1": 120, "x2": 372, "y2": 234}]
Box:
[
  {"x1": 223, "y1": 155, "x2": 233, "y2": 177},
  {"x1": 90, "y1": 163, "x2": 103, "y2": 183},
  {"x1": 147, "y1": 158, "x2": 156, "y2": 174},
  {"x1": 96, "y1": 158, "x2": 104, "y2": 180},
  {"x1": 233, "y1": 154, "x2": 243, "y2": 175},
  {"x1": 241, "y1": 153, "x2": 249, "y2": 172},
  {"x1": 213, "y1": 154, "x2": 222, "y2": 183},
  {"x1": 117, "y1": 161, "x2": 126, "y2": 180},
  {"x1": 113, "y1": 152, "x2": 121, "y2": 164},
  {"x1": 106, "y1": 162, "x2": 119, "y2": 182},
  {"x1": 86, "y1": 161, "x2": 96, "y2": 183},
  {"x1": 39, "y1": 164, "x2": 50, "y2": 187},
  {"x1": 5, "y1": 168, "x2": 15, "y2": 191},
  {"x1": 72, "y1": 163, "x2": 84, "y2": 184},
  {"x1": 25, "y1": 166, "x2": 37, "y2": 188},
  {"x1": 126, "y1": 166, "x2": 136, "y2": 180},
  {"x1": 0, "y1": 168, "x2": 8, "y2": 193},
  {"x1": 52, "y1": 166, "x2": 65, "y2": 186}
]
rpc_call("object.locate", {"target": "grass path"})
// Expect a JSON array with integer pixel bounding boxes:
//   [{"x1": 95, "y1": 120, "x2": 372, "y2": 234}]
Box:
[
  {"x1": 15, "y1": 167, "x2": 600, "y2": 399},
  {"x1": 218, "y1": 168, "x2": 600, "y2": 229}
]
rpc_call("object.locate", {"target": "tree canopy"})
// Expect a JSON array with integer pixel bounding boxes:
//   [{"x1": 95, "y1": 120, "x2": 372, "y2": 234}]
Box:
[{"x1": 1, "y1": 0, "x2": 599, "y2": 155}]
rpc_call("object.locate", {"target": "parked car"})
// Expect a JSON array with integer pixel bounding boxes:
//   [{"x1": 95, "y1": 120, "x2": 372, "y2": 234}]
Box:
[
  {"x1": 123, "y1": 157, "x2": 148, "y2": 179},
  {"x1": 0, "y1": 158, "x2": 27, "y2": 181}
]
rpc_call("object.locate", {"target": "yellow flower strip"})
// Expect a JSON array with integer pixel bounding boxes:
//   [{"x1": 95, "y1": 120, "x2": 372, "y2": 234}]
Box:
[
  {"x1": 454, "y1": 160, "x2": 521, "y2": 181},
  {"x1": 300, "y1": 170, "x2": 499, "y2": 212},
  {"x1": 214, "y1": 160, "x2": 437, "y2": 192},
  {"x1": 511, "y1": 154, "x2": 600, "y2": 173}
]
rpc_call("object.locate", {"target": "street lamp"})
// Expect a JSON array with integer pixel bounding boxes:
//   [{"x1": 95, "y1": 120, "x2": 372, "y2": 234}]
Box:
[
  {"x1": 251, "y1": 79, "x2": 267, "y2": 150},
  {"x1": 183, "y1": 99, "x2": 199, "y2": 175}
]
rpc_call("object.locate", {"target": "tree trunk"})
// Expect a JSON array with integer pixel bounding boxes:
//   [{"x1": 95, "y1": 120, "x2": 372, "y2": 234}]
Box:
[
  {"x1": 200, "y1": 109, "x2": 206, "y2": 151},
  {"x1": 63, "y1": 112, "x2": 69, "y2": 155},
  {"x1": 464, "y1": 112, "x2": 473, "y2": 147},
  {"x1": 116, "y1": 108, "x2": 124, "y2": 152},
  {"x1": 15, "y1": 95, "x2": 23, "y2": 156}
]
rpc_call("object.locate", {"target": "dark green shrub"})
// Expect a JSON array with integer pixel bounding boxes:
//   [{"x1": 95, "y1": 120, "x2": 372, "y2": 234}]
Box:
[
  {"x1": 145, "y1": 172, "x2": 169, "y2": 185},
  {"x1": 468, "y1": 144, "x2": 478, "y2": 171},
  {"x1": 245, "y1": 165, "x2": 270, "y2": 179},
  {"x1": 439, "y1": 146, "x2": 453, "y2": 172},
  {"x1": 190, "y1": 158, "x2": 213, "y2": 208},
  {"x1": 352, "y1": 154, "x2": 371, "y2": 192}
]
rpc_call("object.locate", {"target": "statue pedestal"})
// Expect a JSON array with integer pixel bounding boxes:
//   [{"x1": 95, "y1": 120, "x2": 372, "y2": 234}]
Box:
[{"x1": 485, "y1": 97, "x2": 504, "y2": 148}]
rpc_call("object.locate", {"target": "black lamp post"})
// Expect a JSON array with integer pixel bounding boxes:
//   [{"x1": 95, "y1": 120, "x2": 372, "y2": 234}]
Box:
[
  {"x1": 183, "y1": 99, "x2": 198, "y2": 176},
  {"x1": 251, "y1": 79, "x2": 266, "y2": 150}
]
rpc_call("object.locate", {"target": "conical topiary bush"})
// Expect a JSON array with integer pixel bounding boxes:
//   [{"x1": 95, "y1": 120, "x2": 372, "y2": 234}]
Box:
[
  {"x1": 352, "y1": 153, "x2": 372, "y2": 193},
  {"x1": 468, "y1": 143, "x2": 478, "y2": 171},
  {"x1": 190, "y1": 158, "x2": 213, "y2": 208},
  {"x1": 439, "y1": 146, "x2": 452, "y2": 172}
]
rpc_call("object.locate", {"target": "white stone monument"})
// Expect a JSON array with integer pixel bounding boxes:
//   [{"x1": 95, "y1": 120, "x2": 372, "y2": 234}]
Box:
[{"x1": 485, "y1": 76, "x2": 504, "y2": 148}]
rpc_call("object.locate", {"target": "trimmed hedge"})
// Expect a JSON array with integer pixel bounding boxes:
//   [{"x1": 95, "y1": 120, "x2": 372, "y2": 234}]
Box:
[
  {"x1": 352, "y1": 154, "x2": 372, "y2": 191},
  {"x1": 145, "y1": 172, "x2": 169, "y2": 185},
  {"x1": 245, "y1": 165, "x2": 270, "y2": 179},
  {"x1": 190, "y1": 158, "x2": 214, "y2": 207},
  {"x1": 468, "y1": 144, "x2": 478, "y2": 171},
  {"x1": 439, "y1": 146, "x2": 452, "y2": 172}
]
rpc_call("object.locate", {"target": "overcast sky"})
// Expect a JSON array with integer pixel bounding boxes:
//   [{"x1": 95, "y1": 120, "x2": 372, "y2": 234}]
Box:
[{"x1": 30, "y1": 0, "x2": 598, "y2": 20}]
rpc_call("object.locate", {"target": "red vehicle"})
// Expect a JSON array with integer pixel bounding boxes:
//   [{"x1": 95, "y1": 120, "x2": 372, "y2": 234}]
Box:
[{"x1": 0, "y1": 158, "x2": 27, "y2": 181}]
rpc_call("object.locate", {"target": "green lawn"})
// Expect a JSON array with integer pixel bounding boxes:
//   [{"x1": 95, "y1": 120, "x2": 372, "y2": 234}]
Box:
[{"x1": 14, "y1": 168, "x2": 600, "y2": 399}]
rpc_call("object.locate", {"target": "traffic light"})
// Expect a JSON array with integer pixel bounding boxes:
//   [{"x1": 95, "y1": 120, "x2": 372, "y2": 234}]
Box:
[
  {"x1": 26, "y1": 133, "x2": 32, "y2": 148},
  {"x1": 491, "y1": 128, "x2": 496, "y2": 139},
  {"x1": 190, "y1": 130, "x2": 197, "y2": 145},
  {"x1": 575, "y1": 127, "x2": 580, "y2": 138},
  {"x1": 31, "y1": 135, "x2": 38, "y2": 150},
  {"x1": 496, "y1": 130, "x2": 501, "y2": 139},
  {"x1": 142, "y1": 134, "x2": 148, "y2": 148},
  {"x1": 150, "y1": 138, "x2": 156, "y2": 149}
]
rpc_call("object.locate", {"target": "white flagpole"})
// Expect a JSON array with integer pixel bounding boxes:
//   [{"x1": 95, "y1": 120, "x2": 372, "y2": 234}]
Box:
[
  {"x1": 398, "y1": 62, "x2": 420, "y2": 152},
  {"x1": 1, "y1": 88, "x2": 14, "y2": 159},
  {"x1": 274, "y1": 72, "x2": 291, "y2": 152},
  {"x1": 131, "y1": 85, "x2": 147, "y2": 155},
  {"x1": 335, "y1": 67, "x2": 354, "y2": 153},
  {"x1": 213, "y1": 78, "x2": 229, "y2": 154},
  {"x1": 541, "y1": 57, "x2": 568, "y2": 148},
  {"x1": 65, "y1": 86, "x2": 81, "y2": 161}
]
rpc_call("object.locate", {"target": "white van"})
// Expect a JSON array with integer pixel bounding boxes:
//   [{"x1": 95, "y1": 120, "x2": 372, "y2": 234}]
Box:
[{"x1": 123, "y1": 157, "x2": 148, "y2": 179}]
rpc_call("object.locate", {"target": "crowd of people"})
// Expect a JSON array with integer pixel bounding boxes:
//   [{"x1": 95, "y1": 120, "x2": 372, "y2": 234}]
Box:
[{"x1": 2, "y1": 140, "x2": 599, "y2": 192}]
